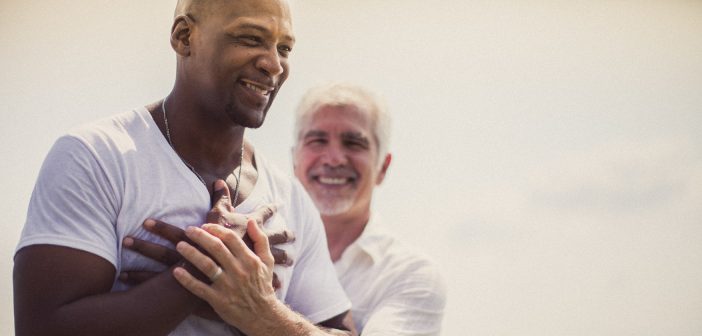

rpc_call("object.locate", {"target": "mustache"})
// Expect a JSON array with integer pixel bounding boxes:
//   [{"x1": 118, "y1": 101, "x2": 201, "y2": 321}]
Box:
[{"x1": 309, "y1": 165, "x2": 357, "y2": 178}]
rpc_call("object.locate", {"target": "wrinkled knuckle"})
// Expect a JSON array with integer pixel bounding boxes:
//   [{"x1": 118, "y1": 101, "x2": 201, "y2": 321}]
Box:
[
  {"x1": 231, "y1": 266, "x2": 247, "y2": 279},
  {"x1": 211, "y1": 241, "x2": 228, "y2": 256},
  {"x1": 204, "y1": 262, "x2": 219, "y2": 276},
  {"x1": 194, "y1": 285, "x2": 208, "y2": 297},
  {"x1": 252, "y1": 259, "x2": 267, "y2": 272},
  {"x1": 220, "y1": 229, "x2": 237, "y2": 243}
]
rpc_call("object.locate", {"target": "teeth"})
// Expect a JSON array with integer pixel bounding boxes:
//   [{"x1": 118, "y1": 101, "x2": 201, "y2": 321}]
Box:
[
  {"x1": 319, "y1": 177, "x2": 347, "y2": 185},
  {"x1": 244, "y1": 82, "x2": 270, "y2": 95}
]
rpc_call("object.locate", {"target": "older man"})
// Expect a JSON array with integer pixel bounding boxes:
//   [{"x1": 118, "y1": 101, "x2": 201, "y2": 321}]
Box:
[
  {"x1": 13, "y1": 0, "x2": 354, "y2": 335},
  {"x1": 292, "y1": 83, "x2": 447, "y2": 335}
]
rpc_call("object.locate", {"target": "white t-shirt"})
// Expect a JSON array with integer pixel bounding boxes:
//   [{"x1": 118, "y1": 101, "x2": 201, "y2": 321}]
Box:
[
  {"x1": 335, "y1": 215, "x2": 446, "y2": 335},
  {"x1": 17, "y1": 107, "x2": 350, "y2": 335}
]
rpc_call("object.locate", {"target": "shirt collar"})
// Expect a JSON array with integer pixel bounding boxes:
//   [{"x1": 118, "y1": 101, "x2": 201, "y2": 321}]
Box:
[{"x1": 350, "y1": 213, "x2": 389, "y2": 264}]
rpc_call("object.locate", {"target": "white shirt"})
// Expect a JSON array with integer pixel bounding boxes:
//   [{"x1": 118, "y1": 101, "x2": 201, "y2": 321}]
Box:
[
  {"x1": 334, "y1": 215, "x2": 447, "y2": 335},
  {"x1": 17, "y1": 107, "x2": 350, "y2": 335}
]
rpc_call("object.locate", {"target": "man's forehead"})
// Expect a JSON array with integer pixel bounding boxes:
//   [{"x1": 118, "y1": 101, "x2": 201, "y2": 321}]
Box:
[
  {"x1": 177, "y1": 0, "x2": 293, "y2": 26},
  {"x1": 304, "y1": 129, "x2": 369, "y2": 139},
  {"x1": 302, "y1": 120, "x2": 372, "y2": 144},
  {"x1": 223, "y1": 17, "x2": 295, "y2": 43},
  {"x1": 314, "y1": 104, "x2": 372, "y2": 125}
]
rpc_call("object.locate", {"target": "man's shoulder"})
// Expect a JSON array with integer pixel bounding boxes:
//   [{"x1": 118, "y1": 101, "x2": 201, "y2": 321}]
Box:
[
  {"x1": 54, "y1": 108, "x2": 156, "y2": 161},
  {"x1": 366, "y1": 217, "x2": 443, "y2": 282},
  {"x1": 66, "y1": 108, "x2": 145, "y2": 142}
]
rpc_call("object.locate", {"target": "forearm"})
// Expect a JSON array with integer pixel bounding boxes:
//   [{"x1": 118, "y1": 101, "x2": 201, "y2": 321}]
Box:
[
  {"x1": 240, "y1": 300, "x2": 352, "y2": 336},
  {"x1": 16, "y1": 271, "x2": 201, "y2": 336}
]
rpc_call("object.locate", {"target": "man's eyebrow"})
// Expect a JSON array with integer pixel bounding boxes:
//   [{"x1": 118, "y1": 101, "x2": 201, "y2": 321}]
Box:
[
  {"x1": 231, "y1": 22, "x2": 295, "y2": 43},
  {"x1": 303, "y1": 130, "x2": 327, "y2": 138},
  {"x1": 341, "y1": 131, "x2": 370, "y2": 143}
]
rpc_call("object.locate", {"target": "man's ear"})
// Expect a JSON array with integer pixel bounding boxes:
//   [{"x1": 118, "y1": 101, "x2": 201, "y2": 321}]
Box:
[
  {"x1": 375, "y1": 153, "x2": 392, "y2": 185},
  {"x1": 170, "y1": 15, "x2": 194, "y2": 56},
  {"x1": 290, "y1": 146, "x2": 297, "y2": 169}
]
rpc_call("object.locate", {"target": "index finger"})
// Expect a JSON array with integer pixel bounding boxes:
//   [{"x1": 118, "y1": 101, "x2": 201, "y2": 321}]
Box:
[{"x1": 143, "y1": 219, "x2": 188, "y2": 245}]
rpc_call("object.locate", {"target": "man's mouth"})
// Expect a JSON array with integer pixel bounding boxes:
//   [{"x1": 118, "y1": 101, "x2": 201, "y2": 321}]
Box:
[
  {"x1": 313, "y1": 175, "x2": 357, "y2": 187},
  {"x1": 318, "y1": 177, "x2": 348, "y2": 185},
  {"x1": 241, "y1": 79, "x2": 273, "y2": 96}
]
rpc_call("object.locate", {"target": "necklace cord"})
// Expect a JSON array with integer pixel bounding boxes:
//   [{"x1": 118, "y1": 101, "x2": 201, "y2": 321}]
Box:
[{"x1": 161, "y1": 98, "x2": 244, "y2": 205}]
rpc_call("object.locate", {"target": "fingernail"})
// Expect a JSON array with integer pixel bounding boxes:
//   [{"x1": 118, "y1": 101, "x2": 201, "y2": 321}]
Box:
[
  {"x1": 214, "y1": 180, "x2": 226, "y2": 191},
  {"x1": 143, "y1": 219, "x2": 155, "y2": 228},
  {"x1": 123, "y1": 237, "x2": 134, "y2": 247}
]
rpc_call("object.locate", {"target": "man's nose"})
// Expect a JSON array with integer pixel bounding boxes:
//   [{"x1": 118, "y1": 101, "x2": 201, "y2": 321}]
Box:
[
  {"x1": 320, "y1": 144, "x2": 347, "y2": 166},
  {"x1": 256, "y1": 46, "x2": 284, "y2": 77}
]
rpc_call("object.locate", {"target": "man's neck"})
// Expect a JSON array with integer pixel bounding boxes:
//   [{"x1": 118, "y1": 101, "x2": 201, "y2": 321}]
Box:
[
  {"x1": 322, "y1": 209, "x2": 371, "y2": 262},
  {"x1": 153, "y1": 91, "x2": 251, "y2": 195},
  {"x1": 171, "y1": 96, "x2": 244, "y2": 165}
]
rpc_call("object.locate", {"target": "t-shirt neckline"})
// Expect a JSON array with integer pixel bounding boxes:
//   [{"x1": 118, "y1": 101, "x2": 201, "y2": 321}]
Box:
[{"x1": 135, "y1": 106, "x2": 264, "y2": 211}]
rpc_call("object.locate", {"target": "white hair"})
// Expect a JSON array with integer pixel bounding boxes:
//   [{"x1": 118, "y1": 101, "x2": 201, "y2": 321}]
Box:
[{"x1": 293, "y1": 83, "x2": 392, "y2": 165}]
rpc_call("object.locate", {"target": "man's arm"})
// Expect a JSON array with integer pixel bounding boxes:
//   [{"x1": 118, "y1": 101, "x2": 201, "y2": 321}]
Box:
[
  {"x1": 14, "y1": 182, "x2": 294, "y2": 335},
  {"x1": 14, "y1": 135, "x2": 206, "y2": 336},
  {"x1": 172, "y1": 222, "x2": 357, "y2": 335},
  {"x1": 13, "y1": 245, "x2": 200, "y2": 336}
]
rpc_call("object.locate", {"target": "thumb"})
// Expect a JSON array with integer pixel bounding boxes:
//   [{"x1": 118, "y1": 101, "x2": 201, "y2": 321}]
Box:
[
  {"x1": 247, "y1": 218, "x2": 273, "y2": 268},
  {"x1": 210, "y1": 179, "x2": 231, "y2": 208}
]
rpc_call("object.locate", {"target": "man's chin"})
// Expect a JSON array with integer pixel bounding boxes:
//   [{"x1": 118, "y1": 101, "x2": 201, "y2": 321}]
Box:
[
  {"x1": 313, "y1": 198, "x2": 354, "y2": 217},
  {"x1": 226, "y1": 102, "x2": 269, "y2": 128},
  {"x1": 232, "y1": 112, "x2": 266, "y2": 129}
]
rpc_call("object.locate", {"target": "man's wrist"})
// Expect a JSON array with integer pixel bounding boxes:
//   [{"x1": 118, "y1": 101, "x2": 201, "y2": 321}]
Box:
[{"x1": 241, "y1": 298, "x2": 318, "y2": 336}]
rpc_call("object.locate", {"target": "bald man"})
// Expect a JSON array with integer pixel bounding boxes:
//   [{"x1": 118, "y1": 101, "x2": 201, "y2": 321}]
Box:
[{"x1": 14, "y1": 0, "x2": 354, "y2": 335}]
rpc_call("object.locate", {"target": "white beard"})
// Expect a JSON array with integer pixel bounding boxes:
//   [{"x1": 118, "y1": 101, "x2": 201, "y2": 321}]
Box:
[{"x1": 310, "y1": 193, "x2": 355, "y2": 216}]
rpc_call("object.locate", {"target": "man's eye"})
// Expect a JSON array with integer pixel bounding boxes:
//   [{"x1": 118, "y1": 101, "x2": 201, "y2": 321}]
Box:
[
  {"x1": 278, "y1": 45, "x2": 293, "y2": 57},
  {"x1": 345, "y1": 141, "x2": 367, "y2": 150},
  {"x1": 238, "y1": 35, "x2": 262, "y2": 46},
  {"x1": 306, "y1": 138, "x2": 326, "y2": 146}
]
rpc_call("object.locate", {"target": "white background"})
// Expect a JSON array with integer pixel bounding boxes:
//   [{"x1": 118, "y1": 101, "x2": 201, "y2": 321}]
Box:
[{"x1": 2, "y1": 1, "x2": 702, "y2": 334}]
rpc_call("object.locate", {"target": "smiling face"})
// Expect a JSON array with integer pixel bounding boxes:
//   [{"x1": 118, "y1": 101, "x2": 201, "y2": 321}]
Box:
[
  {"x1": 293, "y1": 105, "x2": 390, "y2": 219},
  {"x1": 179, "y1": 0, "x2": 295, "y2": 128}
]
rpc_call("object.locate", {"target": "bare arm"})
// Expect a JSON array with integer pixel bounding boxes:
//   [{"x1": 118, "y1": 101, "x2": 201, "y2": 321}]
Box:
[
  {"x1": 14, "y1": 180, "x2": 240, "y2": 335},
  {"x1": 13, "y1": 245, "x2": 200, "y2": 336}
]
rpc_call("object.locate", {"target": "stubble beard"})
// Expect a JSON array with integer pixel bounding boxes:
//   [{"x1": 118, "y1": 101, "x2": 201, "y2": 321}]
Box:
[
  {"x1": 310, "y1": 192, "x2": 355, "y2": 217},
  {"x1": 225, "y1": 102, "x2": 268, "y2": 129}
]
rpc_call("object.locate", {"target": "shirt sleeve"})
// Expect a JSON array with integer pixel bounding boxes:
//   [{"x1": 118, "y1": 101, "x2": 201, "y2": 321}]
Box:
[
  {"x1": 16, "y1": 135, "x2": 120, "y2": 267},
  {"x1": 283, "y1": 180, "x2": 351, "y2": 324},
  {"x1": 362, "y1": 263, "x2": 447, "y2": 336}
]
